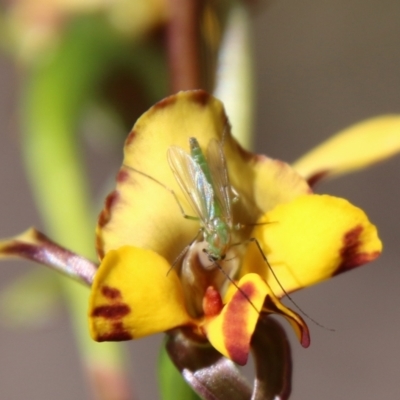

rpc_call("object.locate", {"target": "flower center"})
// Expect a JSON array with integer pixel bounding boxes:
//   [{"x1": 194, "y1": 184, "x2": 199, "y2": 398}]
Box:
[{"x1": 179, "y1": 241, "x2": 239, "y2": 318}]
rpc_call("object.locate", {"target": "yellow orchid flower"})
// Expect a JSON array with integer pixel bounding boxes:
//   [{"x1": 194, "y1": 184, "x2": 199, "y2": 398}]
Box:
[
  {"x1": 87, "y1": 90, "x2": 381, "y2": 366},
  {"x1": 0, "y1": 87, "x2": 388, "y2": 398},
  {"x1": 293, "y1": 115, "x2": 400, "y2": 186}
]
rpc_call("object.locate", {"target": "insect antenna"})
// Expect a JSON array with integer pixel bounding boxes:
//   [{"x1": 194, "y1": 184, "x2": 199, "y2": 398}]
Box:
[
  {"x1": 167, "y1": 229, "x2": 202, "y2": 275},
  {"x1": 202, "y1": 249, "x2": 261, "y2": 316},
  {"x1": 251, "y1": 238, "x2": 335, "y2": 331},
  {"x1": 122, "y1": 164, "x2": 199, "y2": 222},
  {"x1": 230, "y1": 237, "x2": 335, "y2": 331}
]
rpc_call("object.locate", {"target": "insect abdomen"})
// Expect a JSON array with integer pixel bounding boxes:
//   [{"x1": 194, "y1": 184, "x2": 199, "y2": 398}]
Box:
[{"x1": 189, "y1": 138, "x2": 213, "y2": 185}]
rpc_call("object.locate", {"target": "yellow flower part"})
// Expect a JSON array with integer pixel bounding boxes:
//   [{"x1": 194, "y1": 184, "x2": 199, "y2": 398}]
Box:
[
  {"x1": 293, "y1": 115, "x2": 400, "y2": 185},
  {"x1": 204, "y1": 273, "x2": 309, "y2": 366},
  {"x1": 88, "y1": 247, "x2": 310, "y2": 366},
  {"x1": 89, "y1": 246, "x2": 193, "y2": 341},
  {"x1": 96, "y1": 90, "x2": 309, "y2": 264},
  {"x1": 88, "y1": 90, "x2": 382, "y2": 366},
  {"x1": 241, "y1": 195, "x2": 382, "y2": 297}
]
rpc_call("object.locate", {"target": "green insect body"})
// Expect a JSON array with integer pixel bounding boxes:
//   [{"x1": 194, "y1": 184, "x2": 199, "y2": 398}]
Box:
[{"x1": 168, "y1": 137, "x2": 234, "y2": 262}]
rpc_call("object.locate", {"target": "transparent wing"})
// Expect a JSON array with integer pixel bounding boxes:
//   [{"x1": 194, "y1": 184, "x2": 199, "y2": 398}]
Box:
[
  {"x1": 206, "y1": 139, "x2": 233, "y2": 224},
  {"x1": 167, "y1": 146, "x2": 214, "y2": 226}
]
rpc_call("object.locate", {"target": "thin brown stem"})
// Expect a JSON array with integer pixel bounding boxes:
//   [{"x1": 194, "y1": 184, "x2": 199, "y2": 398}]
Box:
[{"x1": 166, "y1": 0, "x2": 202, "y2": 92}]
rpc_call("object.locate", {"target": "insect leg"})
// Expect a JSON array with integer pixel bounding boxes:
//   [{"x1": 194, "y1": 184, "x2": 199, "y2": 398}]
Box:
[
  {"x1": 123, "y1": 165, "x2": 199, "y2": 221},
  {"x1": 210, "y1": 258, "x2": 261, "y2": 316},
  {"x1": 232, "y1": 237, "x2": 334, "y2": 331},
  {"x1": 167, "y1": 229, "x2": 203, "y2": 274}
]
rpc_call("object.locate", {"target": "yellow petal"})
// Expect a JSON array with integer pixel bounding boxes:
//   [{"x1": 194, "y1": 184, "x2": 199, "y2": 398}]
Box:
[
  {"x1": 241, "y1": 195, "x2": 382, "y2": 297},
  {"x1": 245, "y1": 155, "x2": 311, "y2": 221},
  {"x1": 97, "y1": 90, "x2": 310, "y2": 262},
  {"x1": 89, "y1": 246, "x2": 193, "y2": 341},
  {"x1": 293, "y1": 115, "x2": 400, "y2": 185},
  {"x1": 97, "y1": 91, "x2": 228, "y2": 263},
  {"x1": 203, "y1": 273, "x2": 309, "y2": 366}
]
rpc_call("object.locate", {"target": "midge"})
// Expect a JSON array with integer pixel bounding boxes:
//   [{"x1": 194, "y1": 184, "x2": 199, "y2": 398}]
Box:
[
  {"x1": 167, "y1": 136, "x2": 240, "y2": 264},
  {"x1": 123, "y1": 135, "x2": 262, "y2": 314},
  {"x1": 125, "y1": 135, "x2": 316, "y2": 323},
  {"x1": 125, "y1": 135, "x2": 271, "y2": 276},
  {"x1": 166, "y1": 137, "x2": 329, "y2": 328},
  {"x1": 154, "y1": 135, "x2": 263, "y2": 314},
  {"x1": 167, "y1": 136, "x2": 277, "y2": 283}
]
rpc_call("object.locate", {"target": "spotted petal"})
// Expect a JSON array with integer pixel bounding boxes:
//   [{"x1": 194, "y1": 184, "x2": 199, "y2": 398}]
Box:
[
  {"x1": 293, "y1": 115, "x2": 400, "y2": 186},
  {"x1": 241, "y1": 195, "x2": 382, "y2": 297},
  {"x1": 203, "y1": 273, "x2": 309, "y2": 366},
  {"x1": 89, "y1": 246, "x2": 193, "y2": 341},
  {"x1": 97, "y1": 90, "x2": 310, "y2": 264}
]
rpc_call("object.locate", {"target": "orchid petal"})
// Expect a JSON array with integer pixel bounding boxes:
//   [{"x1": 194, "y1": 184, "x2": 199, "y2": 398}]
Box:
[
  {"x1": 97, "y1": 90, "x2": 310, "y2": 263},
  {"x1": 96, "y1": 91, "x2": 228, "y2": 263},
  {"x1": 248, "y1": 155, "x2": 311, "y2": 216},
  {"x1": 293, "y1": 115, "x2": 400, "y2": 186},
  {"x1": 204, "y1": 273, "x2": 309, "y2": 366},
  {"x1": 241, "y1": 195, "x2": 382, "y2": 297},
  {"x1": 89, "y1": 246, "x2": 193, "y2": 341},
  {"x1": 0, "y1": 228, "x2": 96, "y2": 286}
]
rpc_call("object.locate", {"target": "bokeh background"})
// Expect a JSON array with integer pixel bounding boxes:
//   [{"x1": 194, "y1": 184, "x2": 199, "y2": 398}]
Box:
[{"x1": 1, "y1": 0, "x2": 400, "y2": 398}]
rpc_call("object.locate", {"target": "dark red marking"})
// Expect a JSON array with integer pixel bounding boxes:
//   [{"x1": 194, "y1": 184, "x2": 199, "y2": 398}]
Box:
[
  {"x1": 125, "y1": 129, "x2": 137, "y2": 146},
  {"x1": 307, "y1": 170, "x2": 330, "y2": 187},
  {"x1": 263, "y1": 296, "x2": 280, "y2": 314},
  {"x1": 335, "y1": 225, "x2": 380, "y2": 275},
  {"x1": 96, "y1": 236, "x2": 105, "y2": 260},
  {"x1": 97, "y1": 190, "x2": 120, "y2": 228},
  {"x1": 92, "y1": 304, "x2": 130, "y2": 319},
  {"x1": 239, "y1": 281, "x2": 256, "y2": 299},
  {"x1": 97, "y1": 322, "x2": 133, "y2": 342},
  {"x1": 101, "y1": 286, "x2": 122, "y2": 300},
  {"x1": 235, "y1": 138, "x2": 261, "y2": 163},
  {"x1": 1, "y1": 230, "x2": 56, "y2": 259},
  {"x1": 31, "y1": 230, "x2": 48, "y2": 242},
  {"x1": 263, "y1": 297, "x2": 310, "y2": 348},
  {"x1": 203, "y1": 286, "x2": 223, "y2": 317},
  {"x1": 222, "y1": 281, "x2": 257, "y2": 365},
  {"x1": 1, "y1": 242, "x2": 36, "y2": 258},
  {"x1": 96, "y1": 191, "x2": 120, "y2": 259},
  {"x1": 153, "y1": 95, "x2": 178, "y2": 110},
  {"x1": 190, "y1": 90, "x2": 210, "y2": 106},
  {"x1": 116, "y1": 169, "x2": 130, "y2": 183},
  {"x1": 1, "y1": 241, "x2": 70, "y2": 267}
]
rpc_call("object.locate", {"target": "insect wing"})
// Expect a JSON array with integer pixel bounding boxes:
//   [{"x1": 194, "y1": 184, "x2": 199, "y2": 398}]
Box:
[
  {"x1": 167, "y1": 146, "x2": 214, "y2": 225},
  {"x1": 206, "y1": 139, "x2": 233, "y2": 224}
]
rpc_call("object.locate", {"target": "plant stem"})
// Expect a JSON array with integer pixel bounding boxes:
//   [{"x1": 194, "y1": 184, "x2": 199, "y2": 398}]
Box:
[{"x1": 166, "y1": 0, "x2": 202, "y2": 91}]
